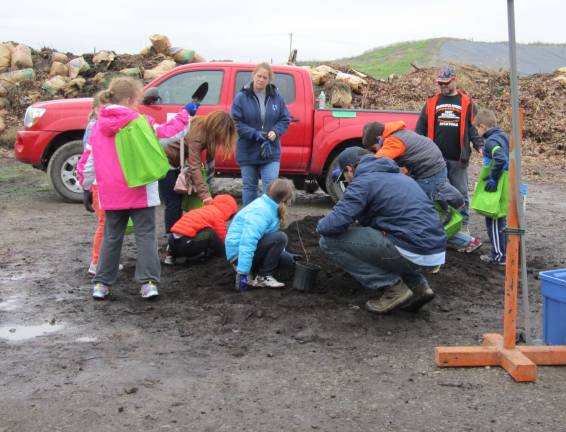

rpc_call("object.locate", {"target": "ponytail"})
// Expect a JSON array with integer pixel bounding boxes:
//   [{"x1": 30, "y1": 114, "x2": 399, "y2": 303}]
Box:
[
  {"x1": 267, "y1": 178, "x2": 295, "y2": 227},
  {"x1": 99, "y1": 77, "x2": 142, "y2": 105}
]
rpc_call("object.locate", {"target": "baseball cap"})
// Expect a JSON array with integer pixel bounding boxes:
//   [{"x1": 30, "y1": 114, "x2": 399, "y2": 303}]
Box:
[
  {"x1": 332, "y1": 146, "x2": 370, "y2": 183},
  {"x1": 436, "y1": 65, "x2": 456, "y2": 83}
]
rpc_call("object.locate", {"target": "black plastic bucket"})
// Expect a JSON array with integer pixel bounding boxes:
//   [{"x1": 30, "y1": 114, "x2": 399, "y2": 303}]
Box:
[{"x1": 293, "y1": 262, "x2": 320, "y2": 292}]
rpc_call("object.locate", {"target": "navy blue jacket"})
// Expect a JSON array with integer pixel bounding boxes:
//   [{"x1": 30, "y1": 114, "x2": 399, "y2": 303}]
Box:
[
  {"x1": 231, "y1": 83, "x2": 290, "y2": 166},
  {"x1": 483, "y1": 128, "x2": 509, "y2": 181},
  {"x1": 317, "y1": 156, "x2": 447, "y2": 255}
]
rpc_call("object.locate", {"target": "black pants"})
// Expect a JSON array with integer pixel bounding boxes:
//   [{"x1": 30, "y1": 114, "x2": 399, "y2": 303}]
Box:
[
  {"x1": 158, "y1": 168, "x2": 183, "y2": 233},
  {"x1": 168, "y1": 228, "x2": 224, "y2": 262},
  {"x1": 252, "y1": 231, "x2": 294, "y2": 276}
]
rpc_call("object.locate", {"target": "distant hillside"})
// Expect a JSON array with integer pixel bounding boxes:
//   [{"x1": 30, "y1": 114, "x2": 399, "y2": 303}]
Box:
[{"x1": 322, "y1": 38, "x2": 566, "y2": 79}]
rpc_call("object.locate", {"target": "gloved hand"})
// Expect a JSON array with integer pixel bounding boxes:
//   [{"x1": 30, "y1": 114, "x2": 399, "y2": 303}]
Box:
[
  {"x1": 235, "y1": 273, "x2": 248, "y2": 292},
  {"x1": 253, "y1": 130, "x2": 263, "y2": 142},
  {"x1": 331, "y1": 167, "x2": 342, "y2": 182},
  {"x1": 260, "y1": 140, "x2": 273, "y2": 159},
  {"x1": 484, "y1": 177, "x2": 498, "y2": 192},
  {"x1": 83, "y1": 190, "x2": 94, "y2": 213},
  {"x1": 184, "y1": 101, "x2": 200, "y2": 117}
]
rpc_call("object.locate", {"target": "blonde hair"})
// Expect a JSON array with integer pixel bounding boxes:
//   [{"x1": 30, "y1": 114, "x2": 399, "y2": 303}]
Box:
[
  {"x1": 253, "y1": 62, "x2": 273, "y2": 81},
  {"x1": 267, "y1": 178, "x2": 295, "y2": 227},
  {"x1": 99, "y1": 76, "x2": 143, "y2": 105},
  {"x1": 88, "y1": 91, "x2": 104, "y2": 120},
  {"x1": 188, "y1": 111, "x2": 236, "y2": 160},
  {"x1": 475, "y1": 109, "x2": 498, "y2": 129}
]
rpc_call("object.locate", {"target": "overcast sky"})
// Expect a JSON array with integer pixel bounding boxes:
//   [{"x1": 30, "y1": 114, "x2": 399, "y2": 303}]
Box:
[{"x1": 1, "y1": 0, "x2": 564, "y2": 63}]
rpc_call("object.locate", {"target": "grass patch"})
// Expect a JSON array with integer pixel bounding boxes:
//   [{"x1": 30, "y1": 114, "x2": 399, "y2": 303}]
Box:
[{"x1": 338, "y1": 38, "x2": 447, "y2": 79}]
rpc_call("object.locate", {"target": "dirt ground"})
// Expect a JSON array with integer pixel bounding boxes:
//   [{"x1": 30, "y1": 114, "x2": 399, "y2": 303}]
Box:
[{"x1": 2, "y1": 152, "x2": 566, "y2": 432}]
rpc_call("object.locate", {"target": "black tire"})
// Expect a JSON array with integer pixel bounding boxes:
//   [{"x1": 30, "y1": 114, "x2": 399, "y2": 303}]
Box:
[
  {"x1": 292, "y1": 177, "x2": 306, "y2": 190},
  {"x1": 324, "y1": 152, "x2": 347, "y2": 203},
  {"x1": 47, "y1": 140, "x2": 84, "y2": 203}
]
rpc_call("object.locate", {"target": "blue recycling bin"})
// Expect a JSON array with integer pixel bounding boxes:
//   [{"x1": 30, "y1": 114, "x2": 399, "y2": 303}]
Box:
[{"x1": 539, "y1": 269, "x2": 566, "y2": 345}]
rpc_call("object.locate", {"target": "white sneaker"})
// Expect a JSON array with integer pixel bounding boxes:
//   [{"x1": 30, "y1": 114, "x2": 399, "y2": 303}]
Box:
[
  {"x1": 88, "y1": 263, "x2": 123, "y2": 276},
  {"x1": 252, "y1": 275, "x2": 285, "y2": 289}
]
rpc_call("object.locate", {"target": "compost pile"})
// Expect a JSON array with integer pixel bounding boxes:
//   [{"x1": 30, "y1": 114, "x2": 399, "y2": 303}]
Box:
[
  {"x1": 0, "y1": 34, "x2": 204, "y2": 144},
  {"x1": 308, "y1": 63, "x2": 566, "y2": 162}
]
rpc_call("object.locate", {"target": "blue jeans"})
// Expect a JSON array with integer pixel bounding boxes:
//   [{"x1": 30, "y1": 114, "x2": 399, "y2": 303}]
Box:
[
  {"x1": 252, "y1": 231, "x2": 294, "y2": 275},
  {"x1": 319, "y1": 227, "x2": 428, "y2": 290},
  {"x1": 158, "y1": 168, "x2": 183, "y2": 233},
  {"x1": 446, "y1": 159, "x2": 470, "y2": 225},
  {"x1": 413, "y1": 167, "x2": 472, "y2": 249},
  {"x1": 240, "y1": 162, "x2": 280, "y2": 206}
]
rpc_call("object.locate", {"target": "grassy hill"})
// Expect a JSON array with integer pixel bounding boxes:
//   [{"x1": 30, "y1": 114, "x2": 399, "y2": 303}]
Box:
[
  {"x1": 315, "y1": 37, "x2": 566, "y2": 79},
  {"x1": 333, "y1": 38, "x2": 447, "y2": 79}
]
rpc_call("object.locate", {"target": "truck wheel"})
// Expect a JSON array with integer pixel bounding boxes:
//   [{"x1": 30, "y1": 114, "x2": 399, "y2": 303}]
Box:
[
  {"x1": 324, "y1": 153, "x2": 347, "y2": 202},
  {"x1": 47, "y1": 140, "x2": 84, "y2": 203}
]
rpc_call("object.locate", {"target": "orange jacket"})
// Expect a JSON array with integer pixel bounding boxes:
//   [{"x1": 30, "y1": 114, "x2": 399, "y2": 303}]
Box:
[
  {"x1": 170, "y1": 194, "x2": 238, "y2": 241},
  {"x1": 375, "y1": 121, "x2": 408, "y2": 160},
  {"x1": 426, "y1": 89, "x2": 473, "y2": 150}
]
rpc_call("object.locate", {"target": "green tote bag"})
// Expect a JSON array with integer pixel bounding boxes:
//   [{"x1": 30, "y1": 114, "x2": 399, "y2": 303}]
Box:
[
  {"x1": 115, "y1": 116, "x2": 170, "y2": 188},
  {"x1": 471, "y1": 162, "x2": 509, "y2": 218}
]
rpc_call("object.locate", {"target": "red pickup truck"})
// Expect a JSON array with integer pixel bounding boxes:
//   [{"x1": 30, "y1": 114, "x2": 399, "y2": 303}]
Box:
[{"x1": 15, "y1": 62, "x2": 418, "y2": 202}]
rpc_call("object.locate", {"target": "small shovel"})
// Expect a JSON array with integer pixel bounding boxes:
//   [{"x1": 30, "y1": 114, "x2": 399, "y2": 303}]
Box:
[{"x1": 191, "y1": 82, "x2": 209, "y2": 103}]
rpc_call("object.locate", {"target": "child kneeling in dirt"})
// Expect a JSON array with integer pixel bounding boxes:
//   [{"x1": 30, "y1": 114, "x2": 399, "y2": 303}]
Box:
[
  {"x1": 226, "y1": 178, "x2": 296, "y2": 290},
  {"x1": 474, "y1": 109, "x2": 510, "y2": 265},
  {"x1": 82, "y1": 76, "x2": 193, "y2": 300},
  {"x1": 168, "y1": 194, "x2": 238, "y2": 263}
]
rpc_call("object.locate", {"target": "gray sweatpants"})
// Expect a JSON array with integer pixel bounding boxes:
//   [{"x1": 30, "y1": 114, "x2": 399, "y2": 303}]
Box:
[{"x1": 93, "y1": 207, "x2": 160, "y2": 286}]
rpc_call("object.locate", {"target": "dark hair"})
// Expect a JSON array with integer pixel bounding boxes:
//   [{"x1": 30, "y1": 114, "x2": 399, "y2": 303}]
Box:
[{"x1": 362, "y1": 122, "x2": 385, "y2": 149}]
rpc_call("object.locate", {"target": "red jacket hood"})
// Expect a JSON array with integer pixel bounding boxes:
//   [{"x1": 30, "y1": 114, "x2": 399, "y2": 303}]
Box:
[
  {"x1": 382, "y1": 121, "x2": 406, "y2": 139},
  {"x1": 96, "y1": 105, "x2": 139, "y2": 137},
  {"x1": 212, "y1": 194, "x2": 238, "y2": 219}
]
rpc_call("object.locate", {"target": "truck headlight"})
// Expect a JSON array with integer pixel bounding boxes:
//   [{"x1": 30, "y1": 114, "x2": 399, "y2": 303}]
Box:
[{"x1": 24, "y1": 107, "x2": 46, "y2": 128}]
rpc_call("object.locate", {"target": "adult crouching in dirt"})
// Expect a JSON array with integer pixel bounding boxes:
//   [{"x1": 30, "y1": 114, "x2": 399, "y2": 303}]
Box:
[
  {"x1": 226, "y1": 178, "x2": 296, "y2": 290},
  {"x1": 167, "y1": 194, "x2": 238, "y2": 264},
  {"x1": 231, "y1": 62, "x2": 291, "y2": 206},
  {"x1": 161, "y1": 110, "x2": 237, "y2": 264},
  {"x1": 415, "y1": 65, "x2": 484, "y2": 235},
  {"x1": 362, "y1": 121, "x2": 481, "y2": 254},
  {"x1": 82, "y1": 77, "x2": 190, "y2": 300},
  {"x1": 317, "y1": 147, "x2": 446, "y2": 314}
]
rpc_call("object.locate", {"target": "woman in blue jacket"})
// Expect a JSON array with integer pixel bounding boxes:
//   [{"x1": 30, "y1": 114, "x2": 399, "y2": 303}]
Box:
[
  {"x1": 231, "y1": 63, "x2": 291, "y2": 206},
  {"x1": 226, "y1": 178, "x2": 295, "y2": 290}
]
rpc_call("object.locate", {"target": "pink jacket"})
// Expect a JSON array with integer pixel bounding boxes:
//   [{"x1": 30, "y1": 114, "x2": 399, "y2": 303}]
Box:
[{"x1": 80, "y1": 105, "x2": 189, "y2": 210}]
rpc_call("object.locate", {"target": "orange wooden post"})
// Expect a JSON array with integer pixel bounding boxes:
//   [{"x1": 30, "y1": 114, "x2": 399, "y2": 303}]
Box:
[{"x1": 435, "y1": 112, "x2": 566, "y2": 382}]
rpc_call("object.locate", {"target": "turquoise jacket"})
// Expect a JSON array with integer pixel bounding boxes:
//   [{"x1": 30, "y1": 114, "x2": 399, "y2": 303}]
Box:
[{"x1": 225, "y1": 194, "x2": 280, "y2": 274}]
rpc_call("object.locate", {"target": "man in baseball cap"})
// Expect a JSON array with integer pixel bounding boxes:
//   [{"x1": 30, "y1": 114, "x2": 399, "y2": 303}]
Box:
[
  {"x1": 317, "y1": 147, "x2": 446, "y2": 315},
  {"x1": 416, "y1": 65, "x2": 484, "y2": 250}
]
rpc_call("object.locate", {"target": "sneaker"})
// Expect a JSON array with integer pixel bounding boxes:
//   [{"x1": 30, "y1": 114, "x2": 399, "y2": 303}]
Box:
[
  {"x1": 92, "y1": 283, "x2": 110, "y2": 300},
  {"x1": 430, "y1": 265, "x2": 441, "y2": 274},
  {"x1": 140, "y1": 281, "x2": 159, "y2": 299},
  {"x1": 251, "y1": 275, "x2": 285, "y2": 289},
  {"x1": 480, "y1": 254, "x2": 506, "y2": 266},
  {"x1": 457, "y1": 237, "x2": 482, "y2": 253},
  {"x1": 365, "y1": 281, "x2": 413, "y2": 314},
  {"x1": 163, "y1": 254, "x2": 176, "y2": 265},
  {"x1": 402, "y1": 279, "x2": 435, "y2": 312},
  {"x1": 88, "y1": 263, "x2": 123, "y2": 276}
]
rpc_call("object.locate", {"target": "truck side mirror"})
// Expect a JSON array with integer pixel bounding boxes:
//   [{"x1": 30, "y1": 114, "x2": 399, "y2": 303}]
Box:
[{"x1": 142, "y1": 88, "x2": 161, "y2": 105}]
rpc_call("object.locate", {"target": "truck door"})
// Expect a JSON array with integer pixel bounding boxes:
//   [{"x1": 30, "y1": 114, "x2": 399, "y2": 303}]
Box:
[
  {"x1": 233, "y1": 70, "x2": 309, "y2": 173},
  {"x1": 141, "y1": 68, "x2": 228, "y2": 124}
]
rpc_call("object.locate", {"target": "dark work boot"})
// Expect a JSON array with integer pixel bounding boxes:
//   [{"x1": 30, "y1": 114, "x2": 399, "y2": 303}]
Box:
[{"x1": 402, "y1": 277, "x2": 435, "y2": 312}]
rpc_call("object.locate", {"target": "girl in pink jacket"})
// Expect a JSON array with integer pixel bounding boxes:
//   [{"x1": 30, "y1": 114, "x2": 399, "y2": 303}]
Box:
[{"x1": 81, "y1": 77, "x2": 190, "y2": 300}]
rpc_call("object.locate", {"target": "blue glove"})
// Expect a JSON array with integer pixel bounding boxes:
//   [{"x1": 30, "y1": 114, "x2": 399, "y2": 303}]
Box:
[
  {"x1": 235, "y1": 273, "x2": 248, "y2": 292},
  {"x1": 260, "y1": 140, "x2": 273, "y2": 159},
  {"x1": 485, "y1": 177, "x2": 498, "y2": 192},
  {"x1": 331, "y1": 167, "x2": 342, "y2": 182},
  {"x1": 253, "y1": 130, "x2": 263, "y2": 142},
  {"x1": 184, "y1": 101, "x2": 200, "y2": 117}
]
